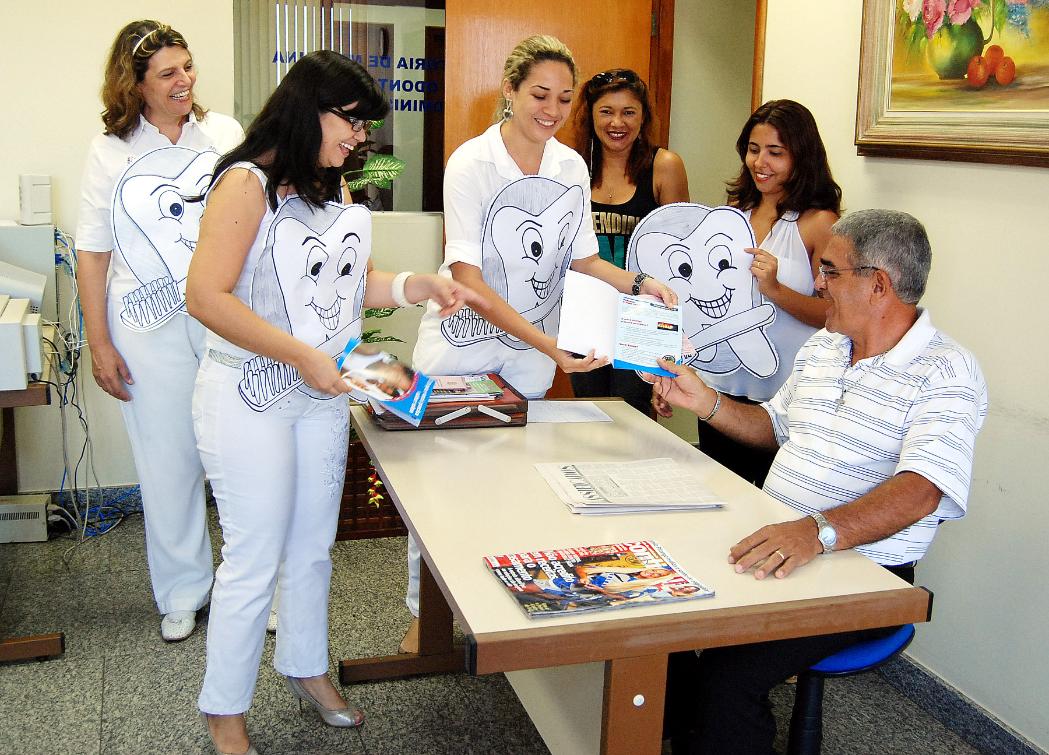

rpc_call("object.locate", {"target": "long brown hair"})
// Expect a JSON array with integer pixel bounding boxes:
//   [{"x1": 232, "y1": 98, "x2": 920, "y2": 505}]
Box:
[
  {"x1": 573, "y1": 69, "x2": 657, "y2": 188},
  {"x1": 100, "y1": 20, "x2": 206, "y2": 139},
  {"x1": 725, "y1": 99, "x2": 841, "y2": 216}
]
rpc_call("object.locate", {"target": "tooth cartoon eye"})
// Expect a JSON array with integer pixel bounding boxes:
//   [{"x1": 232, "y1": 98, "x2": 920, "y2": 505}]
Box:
[
  {"x1": 708, "y1": 245, "x2": 735, "y2": 273},
  {"x1": 557, "y1": 219, "x2": 572, "y2": 250},
  {"x1": 158, "y1": 190, "x2": 185, "y2": 220},
  {"x1": 337, "y1": 247, "x2": 357, "y2": 277},
  {"x1": 522, "y1": 227, "x2": 543, "y2": 262},
  {"x1": 667, "y1": 249, "x2": 694, "y2": 281},
  {"x1": 306, "y1": 246, "x2": 328, "y2": 279}
]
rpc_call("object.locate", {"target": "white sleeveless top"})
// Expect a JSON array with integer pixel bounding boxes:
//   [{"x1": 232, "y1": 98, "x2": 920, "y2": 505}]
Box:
[
  {"x1": 704, "y1": 210, "x2": 817, "y2": 401},
  {"x1": 205, "y1": 163, "x2": 371, "y2": 412}
]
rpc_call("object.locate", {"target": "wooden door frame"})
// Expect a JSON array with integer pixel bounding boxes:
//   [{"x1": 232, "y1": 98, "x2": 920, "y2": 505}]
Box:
[{"x1": 752, "y1": 0, "x2": 767, "y2": 111}]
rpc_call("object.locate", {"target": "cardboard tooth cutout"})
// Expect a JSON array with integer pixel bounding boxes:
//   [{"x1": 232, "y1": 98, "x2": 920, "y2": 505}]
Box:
[
  {"x1": 628, "y1": 203, "x2": 778, "y2": 378},
  {"x1": 112, "y1": 146, "x2": 220, "y2": 331},
  {"x1": 239, "y1": 198, "x2": 371, "y2": 411},
  {"x1": 441, "y1": 176, "x2": 582, "y2": 350}
]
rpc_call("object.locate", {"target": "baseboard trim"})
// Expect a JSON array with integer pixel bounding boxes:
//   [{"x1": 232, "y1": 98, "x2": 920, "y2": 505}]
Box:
[{"x1": 879, "y1": 653, "x2": 1045, "y2": 755}]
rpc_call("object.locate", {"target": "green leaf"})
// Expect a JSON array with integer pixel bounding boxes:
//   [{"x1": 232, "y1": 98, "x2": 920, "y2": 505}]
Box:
[
  {"x1": 364, "y1": 307, "x2": 398, "y2": 319},
  {"x1": 343, "y1": 153, "x2": 407, "y2": 191}
]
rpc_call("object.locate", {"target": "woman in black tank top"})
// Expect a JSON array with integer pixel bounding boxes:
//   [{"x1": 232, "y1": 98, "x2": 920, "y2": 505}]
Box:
[{"x1": 569, "y1": 68, "x2": 690, "y2": 415}]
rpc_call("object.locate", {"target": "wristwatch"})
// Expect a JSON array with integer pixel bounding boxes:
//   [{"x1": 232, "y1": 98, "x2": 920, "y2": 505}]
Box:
[
  {"x1": 810, "y1": 511, "x2": 838, "y2": 554},
  {"x1": 631, "y1": 272, "x2": 650, "y2": 296}
]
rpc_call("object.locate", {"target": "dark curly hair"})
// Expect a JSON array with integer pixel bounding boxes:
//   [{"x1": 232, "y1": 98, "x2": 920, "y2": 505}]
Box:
[
  {"x1": 210, "y1": 50, "x2": 389, "y2": 210},
  {"x1": 573, "y1": 69, "x2": 656, "y2": 188},
  {"x1": 725, "y1": 99, "x2": 841, "y2": 217},
  {"x1": 101, "y1": 20, "x2": 206, "y2": 139}
]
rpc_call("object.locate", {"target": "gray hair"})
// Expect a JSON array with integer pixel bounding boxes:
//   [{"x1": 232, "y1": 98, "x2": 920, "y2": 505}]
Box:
[{"x1": 831, "y1": 209, "x2": 931, "y2": 304}]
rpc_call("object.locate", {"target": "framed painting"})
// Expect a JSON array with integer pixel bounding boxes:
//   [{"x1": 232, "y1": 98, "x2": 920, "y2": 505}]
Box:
[{"x1": 856, "y1": 0, "x2": 1049, "y2": 167}]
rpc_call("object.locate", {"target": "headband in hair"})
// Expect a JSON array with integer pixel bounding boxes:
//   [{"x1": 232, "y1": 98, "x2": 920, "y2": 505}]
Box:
[{"x1": 131, "y1": 28, "x2": 160, "y2": 56}]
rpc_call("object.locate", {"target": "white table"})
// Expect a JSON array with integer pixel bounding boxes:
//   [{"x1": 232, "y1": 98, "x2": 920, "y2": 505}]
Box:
[{"x1": 339, "y1": 401, "x2": 929, "y2": 755}]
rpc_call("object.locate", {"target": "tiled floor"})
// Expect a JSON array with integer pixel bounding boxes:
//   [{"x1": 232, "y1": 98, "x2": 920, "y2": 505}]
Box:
[{"x1": 1, "y1": 510, "x2": 983, "y2": 754}]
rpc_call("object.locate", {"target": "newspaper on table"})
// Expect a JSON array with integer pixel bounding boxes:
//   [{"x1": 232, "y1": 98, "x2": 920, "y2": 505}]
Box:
[
  {"x1": 535, "y1": 457, "x2": 724, "y2": 514},
  {"x1": 484, "y1": 540, "x2": 714, "y2": 618}
]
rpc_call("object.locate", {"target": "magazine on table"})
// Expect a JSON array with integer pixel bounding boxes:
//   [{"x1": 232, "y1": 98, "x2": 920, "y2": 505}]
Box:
[
  {"x1": 429, "y1": 374, "x2": 504, "y2": 403},
  {"x1": 535, "y1": 457, "x2": 724, "y2": 514},
  {"x1": 337, "y1": 337, "x2": 433, "y2": 427},
  {"x1": 484, "y1": 540, "x2": 713, "y2": 618},
  {"x1": 557, "y1": 270, "x2": 689, "y2": 378}
]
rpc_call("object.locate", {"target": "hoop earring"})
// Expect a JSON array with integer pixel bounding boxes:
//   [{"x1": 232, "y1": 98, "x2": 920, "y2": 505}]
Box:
[{"x1": 503, "y1": 98, "x2": 513, "y2": 121}]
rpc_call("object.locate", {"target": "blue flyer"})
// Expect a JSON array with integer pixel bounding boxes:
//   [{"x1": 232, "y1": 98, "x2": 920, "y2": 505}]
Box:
[{"x1": 337, "y1": 337, "x2": 434, "y2": 427}]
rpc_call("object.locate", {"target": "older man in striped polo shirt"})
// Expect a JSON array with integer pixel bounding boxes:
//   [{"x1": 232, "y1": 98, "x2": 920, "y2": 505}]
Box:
[{"x1": 655, "y1": 209, "x2": 988, "y2": 755}]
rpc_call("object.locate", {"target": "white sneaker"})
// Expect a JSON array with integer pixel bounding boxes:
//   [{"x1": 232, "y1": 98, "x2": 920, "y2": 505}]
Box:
[{"x1": 161, "y1": 610, "x2": 197, "y2": 642}]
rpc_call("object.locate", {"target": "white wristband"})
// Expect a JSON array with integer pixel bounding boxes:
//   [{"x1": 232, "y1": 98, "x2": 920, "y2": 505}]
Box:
[{"x1": 392, "y1": 271, "x2": 414, "y2": 307}]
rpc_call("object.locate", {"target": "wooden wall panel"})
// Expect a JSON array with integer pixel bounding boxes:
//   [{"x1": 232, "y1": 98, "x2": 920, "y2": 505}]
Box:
[{"x1": 444, "y1": 0, "x2": 654, "y2": 161}]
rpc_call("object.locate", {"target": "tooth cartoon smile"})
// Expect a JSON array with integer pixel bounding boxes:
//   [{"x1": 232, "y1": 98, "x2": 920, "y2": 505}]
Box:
[
  {"x1": 179, "y1": 236, "x2": 196, "y2": 252},
  {"x1": 689, "y1": 287, "x2": 733, "y2": 319},
  {"x1": 530, "y1": 273, "x2": 553, "y2": 300},
  {"x1": 309, "y1": 296, "x2": 344, "y2": 331}
]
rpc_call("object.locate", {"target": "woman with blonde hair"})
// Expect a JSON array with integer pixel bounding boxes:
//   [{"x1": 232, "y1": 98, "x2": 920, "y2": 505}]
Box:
[
  {"x1": 75, "y1": 19, "x2": 243, "y2": 643},
  {"x1": 401, "y1": 34, "x2": 677, "y2": 651}
]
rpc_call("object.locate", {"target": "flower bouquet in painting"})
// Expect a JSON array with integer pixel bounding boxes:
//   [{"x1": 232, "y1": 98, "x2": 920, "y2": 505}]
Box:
[{"x1": 897, "y1": 0, "x2": 1046, "y2": 84}]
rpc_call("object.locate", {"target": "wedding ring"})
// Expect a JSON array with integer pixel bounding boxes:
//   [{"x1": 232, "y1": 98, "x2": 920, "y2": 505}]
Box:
[{"x1": 774, "y1": 550, "x2": 787, "y2": 561}]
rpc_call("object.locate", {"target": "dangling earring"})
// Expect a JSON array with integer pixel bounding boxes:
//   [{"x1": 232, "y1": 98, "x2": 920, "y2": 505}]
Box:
[{"x1": 503, "y1": 98, "x2": 514, "y2": 121}]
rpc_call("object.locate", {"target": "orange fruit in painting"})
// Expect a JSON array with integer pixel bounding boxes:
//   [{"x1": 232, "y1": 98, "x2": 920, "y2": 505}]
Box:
[
  {"x1": 996, "y1": 56, "x2": 1016, "y2": 86},
  {"x1": 966, "y1": 55, "x2": 990, "y2": 88},
  {"x1": 985, "y1": 44, "x2": 1005, "y2": 74}
]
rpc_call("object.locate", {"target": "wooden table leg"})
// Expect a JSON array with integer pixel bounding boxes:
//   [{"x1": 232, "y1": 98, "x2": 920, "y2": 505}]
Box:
[
  {"x1": 339, "y1": 556, "x2": 464, "y2": 683},
  {"x1": 0, "y1": 632, "x2": 65, "y2": 663},
  {"x1": 600, "y1": 653, "x2": 667, "y2": 755}
]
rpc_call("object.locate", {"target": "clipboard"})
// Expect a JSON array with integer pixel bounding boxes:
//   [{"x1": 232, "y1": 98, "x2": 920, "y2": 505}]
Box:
[{"x1": 367, "y1": 373, "x2": 528, "y2": 431}]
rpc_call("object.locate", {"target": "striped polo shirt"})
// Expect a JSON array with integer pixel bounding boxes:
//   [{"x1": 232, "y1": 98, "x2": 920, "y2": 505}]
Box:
[{"x1": 761, "y1": 309, "x2": 988, "y2": 565}]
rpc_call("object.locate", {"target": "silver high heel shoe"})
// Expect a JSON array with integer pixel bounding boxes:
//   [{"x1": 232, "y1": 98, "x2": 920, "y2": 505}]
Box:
[
  {"x1": 200, "y1": 713, "x2": 260, "y2": 755},
  {"x1": 285, "y1": 676, "x2": 365, "y2": 728}
]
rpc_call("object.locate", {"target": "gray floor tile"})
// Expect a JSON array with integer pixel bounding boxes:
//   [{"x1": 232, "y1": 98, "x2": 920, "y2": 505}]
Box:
[
  {"x1": 100, "y1": 648, "x2": 208, "y2": 755},
  {"x1": 769, "y1": 674, "x2": 981, "y2": 755},
  {"x1": 0, "y1": 656, "x2": 102, "y2": 755},
  {"x1": 0, "y1": 570, "x2": 116, "y2": 662}
]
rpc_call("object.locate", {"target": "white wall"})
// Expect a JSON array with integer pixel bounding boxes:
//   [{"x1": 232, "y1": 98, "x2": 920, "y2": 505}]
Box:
[
  {"x1": 760, "y1": 1, "x2": 1048, "y2": 749},
  {"x1": 3, "y1": 2, "x2": 236, "y2": 489},
  {"x1": 661, "y1": 0, "x2": 757, "y2": 443}
]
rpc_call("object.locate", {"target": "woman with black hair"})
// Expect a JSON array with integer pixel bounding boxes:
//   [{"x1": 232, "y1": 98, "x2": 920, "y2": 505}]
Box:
[
  {"x1": 186, "y1": 50, "x2": 479, "y2": 755},
  {"x1": 569, "y1": 68, "x2": 689, "y2": 415},
  {"x1": 653, "y1": 99, "x2": 841, "y2": 487}
]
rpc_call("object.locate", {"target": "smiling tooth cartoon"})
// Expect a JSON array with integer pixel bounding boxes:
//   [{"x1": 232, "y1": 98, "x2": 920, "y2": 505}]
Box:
[
  {"x1": 441, "y1": 176, "x2": 582, "y2": 350},
  {"x1": 628, "y1": 203, "x2": 778, "y2": 378},
  {"x1": 113, "y1": 146, "x2": 220, "y2": 331},
  {"x1": 239, "y1": 198, "x2": 371, "y2": 411}
]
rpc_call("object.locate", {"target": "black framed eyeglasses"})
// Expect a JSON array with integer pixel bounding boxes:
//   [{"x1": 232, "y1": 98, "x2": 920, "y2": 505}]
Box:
[
  {"x1": 325, "y1": 107, "x2": 378, "y2": 133},
  {"x1": 590, "y1": 69, "x2": 640, "y2": 87},
  {"x1": 817, "y1": 264, "x2": 879, "y2": 280}
]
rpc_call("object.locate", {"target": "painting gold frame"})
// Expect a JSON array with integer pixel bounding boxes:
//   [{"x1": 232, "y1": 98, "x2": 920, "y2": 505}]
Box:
[{"x1": 855, "y1": 0, "x2": 1049, "y2": 168}]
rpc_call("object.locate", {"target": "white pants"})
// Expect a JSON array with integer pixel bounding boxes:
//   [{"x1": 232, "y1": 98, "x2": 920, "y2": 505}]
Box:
[
  {"x1": 109, "y1": 311, "x2": 212, "y2": 614},
  {"x1": 193, "y1": 356, "x2": 350, "y2": 714},
  {"x1": 404, "y1": 355, "x2": 549, "y2": 616}
]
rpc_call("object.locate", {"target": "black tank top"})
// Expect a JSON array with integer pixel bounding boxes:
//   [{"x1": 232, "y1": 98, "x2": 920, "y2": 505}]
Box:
[{"x1": 590, "y1": 150, "x2": 660, "y2": 269}]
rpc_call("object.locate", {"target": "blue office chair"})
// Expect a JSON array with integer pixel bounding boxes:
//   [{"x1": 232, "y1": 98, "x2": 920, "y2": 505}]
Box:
[{"x1": 787, "y1": 624, "x2": 916, "y2": 754}]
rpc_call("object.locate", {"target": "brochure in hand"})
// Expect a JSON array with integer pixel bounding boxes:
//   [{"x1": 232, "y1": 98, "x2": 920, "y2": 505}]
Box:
[
  {"x1": 484, "y1": 540, "x2": 713, "y2": 618},
  {"x1": 337, "y1": 337, "x2": 433, "y2": 427},
  {"x1": 557, "y1": 270, "x2": 685, "y2": 378}
]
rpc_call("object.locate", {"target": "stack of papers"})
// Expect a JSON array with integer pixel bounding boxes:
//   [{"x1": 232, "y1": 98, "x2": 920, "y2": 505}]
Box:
[
  {"x1": 535, "y1": 458, "x2": 724, "y2": 514},
  {"x1": 429, "y1": 374, "x2": 504, "y2": 403}
]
